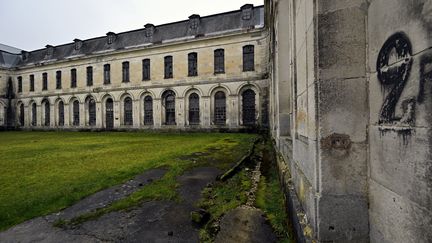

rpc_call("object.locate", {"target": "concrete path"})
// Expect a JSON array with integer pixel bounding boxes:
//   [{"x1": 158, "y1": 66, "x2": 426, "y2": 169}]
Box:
[{"x1": 0, "y1": 167, "x2": 221, "y2": 243}]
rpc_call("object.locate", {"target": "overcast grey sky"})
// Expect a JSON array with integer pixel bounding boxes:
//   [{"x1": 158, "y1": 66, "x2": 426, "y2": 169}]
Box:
[{"x1": 0, "y1": 0, "x2": 264, "y2": 51}]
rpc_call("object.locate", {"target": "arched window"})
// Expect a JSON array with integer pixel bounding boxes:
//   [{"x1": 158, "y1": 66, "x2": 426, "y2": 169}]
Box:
[
  {"x1": 105, "y1": 98, "x2": 114, "y2": 129},
  {"x1": 31, "y1": 103, "x2": 37, "y2": 126},
  {"x1": 214, "y1": 91, "x2": 226, "y2": 125},
  {"x1": 19, "y1": 104, "x2": 24, "y2": 126},
  {"x1": 189, "y1": 93, "x2": 200, "y2": 125},
  {"x1": 242, "y1": 89, "x2": 256, "y2": 125},
  {"x1": 72, "y1": 100, "x2": 80, "y2": 126},
  {"x1": 43, "y1": 100, "x2": 50, "y2": 126},
  {"x1": 87, "y1": 98, "x2": 96, "y2": 126},
  {"x1": 144, "y1": 96, "x2": 153, "y2": 125},
  {"x1": 124, "y1": 97, "x2": 133, "y2": 125},
  {"x1": 58, "y1": 101, "x2": 64, "y2": 126},
  {"x1": 163, "y1": 90, "x2": 176, "y2": 125}
]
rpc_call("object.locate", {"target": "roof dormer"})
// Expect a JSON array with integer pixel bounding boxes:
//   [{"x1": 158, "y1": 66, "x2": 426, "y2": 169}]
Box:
[
  {"x1": 188, "y1": 14, "x2": 200, "y2": 29},
  {"x1": 21, "y1": 50, "x2": 29, "y2": 61},
  {"x1": 106, "y1": 32, "x2": 116, "y2": 45},
  {"x1": 241, "y1": 4, "x2": 253, "y2": 20},
  {"x1": 144, "y1": 23, "x2": 155, "y2": 37},
  {"x1": 73, "y1": 39, "x2": 83, "y2": 50},
  {"x1": 45, "y1": 45, "x2": 54, "y2": 58}
]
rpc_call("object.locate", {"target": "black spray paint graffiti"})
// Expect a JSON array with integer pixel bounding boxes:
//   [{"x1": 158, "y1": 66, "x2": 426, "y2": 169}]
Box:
[{"x1": 376, "y1": 32, "x2": 414, "y2": 125}]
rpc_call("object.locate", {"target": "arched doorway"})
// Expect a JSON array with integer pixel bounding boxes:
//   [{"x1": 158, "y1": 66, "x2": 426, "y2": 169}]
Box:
[
  {"x1": 214, "y1": 91, "x2": 226, "y2": 125},
  {"x1": 144, "y1": 96, "x2": 153, "y2": 125},
  {"x1": 31, "y1": 103, "x2": 37, "y2": 126},
  {"x1": 189, "y1": 93, "x2": 200, "y2": 125},
  {"x1": 105, "y1": 98, "x2": 114, "y2": 129},
  {"x1": 72, "y1": 100, "x2": 80, "y2": 126},
  {"x1": 162, "y1": 90, "x2": 176, "y2": 125},
  {"x1": 19, "y1": 103, "x2": 24, "y2": 126},
  {"x1": 242, "y1": 89, "x2": 256, "y2": 125},
  {"x1": 124, "y1": 97, "x2": 133, "y2": 126},
  {"x1": 58, "y1": 101, "x2": 64, "y2": 126},
  {"x1": 87, "y1": 97, "x2": 96, "y2": 126}
]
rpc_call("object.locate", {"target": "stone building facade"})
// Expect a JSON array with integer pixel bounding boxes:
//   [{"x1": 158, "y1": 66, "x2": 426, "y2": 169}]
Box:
[
  {"x1": 269, "y1": 0, "x2": 432, "y2": 242},
  {"x1": 1, "y1": 1, "x2": 431, "y2": 242},
  {"x1": 0, "y1": 5, "x2": 268, "y2": 130}
]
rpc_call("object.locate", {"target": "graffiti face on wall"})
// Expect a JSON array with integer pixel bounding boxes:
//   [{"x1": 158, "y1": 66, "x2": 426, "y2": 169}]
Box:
[{"x1": 376, "y1": 32, "x2": 414, "y2": 125}]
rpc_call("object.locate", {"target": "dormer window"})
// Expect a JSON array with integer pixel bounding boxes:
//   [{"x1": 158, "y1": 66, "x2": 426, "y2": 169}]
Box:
[
  {"x1": 106, "y1": 32, "x2": 116, "y2": 45},
  {"x1": 188, "y1": 14, "x2": 200, "y2": 29},
  {"x1": 144, "y1": 23, "x2": 155, "y2": 37},
  {"x1": 73, "y1": 39, "x2": 83, "y2": 50},
  {"x1": 241, "y1": 4, "x2": 253, "y2": 20},
  {"x1": 45, "y1": 45, "x2": 54, "y2": 58},
  {"x1": 21, "y1": 51, "x2": 29, "y2": 61}
]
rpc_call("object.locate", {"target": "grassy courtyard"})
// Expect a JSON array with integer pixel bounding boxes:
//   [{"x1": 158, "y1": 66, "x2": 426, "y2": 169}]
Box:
[{"x1": 0, "y1": 131, "x2": 256, "y2": 231}]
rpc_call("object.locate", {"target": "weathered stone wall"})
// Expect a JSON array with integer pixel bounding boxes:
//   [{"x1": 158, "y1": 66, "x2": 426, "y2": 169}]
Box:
[
  {"x1": 367, "y1": 0, "x2": 432, "y2": 242},
  {"x1": 271, "y1": 0, "x2": 432, "y2": 242},
  {"x1": 10, "y1": 29, "x2": 270, "y2": 129}
]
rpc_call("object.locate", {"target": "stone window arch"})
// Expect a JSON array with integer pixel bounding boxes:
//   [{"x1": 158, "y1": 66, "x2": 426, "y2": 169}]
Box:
[
  {"x1": 188, "y1": 93, "x2": 200, "y2": 125},
  {"x1": 144, "y1": 95, "x2": 153, "y2": 125}
]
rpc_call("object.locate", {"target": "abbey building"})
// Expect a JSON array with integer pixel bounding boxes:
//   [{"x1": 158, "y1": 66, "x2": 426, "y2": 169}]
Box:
[
  {"x1": 0, "y1": 4, "x2": 267, "y2": 130},
  {"x1": 1, "y1": 1, "x2": 432, "y2": 243}
]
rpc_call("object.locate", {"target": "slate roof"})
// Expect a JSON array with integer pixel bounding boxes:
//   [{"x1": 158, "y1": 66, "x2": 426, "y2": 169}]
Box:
[{"x1": 1, "y1": 4, "x2": 264, "y2": 69}]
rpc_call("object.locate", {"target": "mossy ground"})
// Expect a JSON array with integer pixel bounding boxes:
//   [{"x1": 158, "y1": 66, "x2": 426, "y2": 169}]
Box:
[{"x1": 0, "y1": 131, "x2": 256, "y2": 231}]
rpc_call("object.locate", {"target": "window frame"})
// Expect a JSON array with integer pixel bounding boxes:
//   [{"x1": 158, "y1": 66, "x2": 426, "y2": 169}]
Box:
[
  {"x1": 188, "y1": 52, "x2": 198, "y2": 77},
  {"x1": 214, "y1": 49, "x2": 225, "y2": 74},
  {"x1": 42, "y1": 73, "x2": 48, "y2": 90},
  {"x1": 56, "y1": 71, "x2": 62, "y2": 89},
  {"x1": 164, "y1": 56, "x2": 173, "y2": 79},
  {"x1": 122, "y1": 61, "x2": 130, "y2": 83},
  {"x1": 86, "y1": 66, "x2": 93, "y2": 86},
  {"x1": 242, "y1": 45, "x2": 255, "y2": 72},
  {"x1": 142, "y1": 59, "x2": 151, "y2": 81},
  {"x1": 70, "y1": 68, "x2": 77, "y2": 88},
  {"x1": 104, "y1": 64, "x2": 111, "y2": 84},
  {"x1": 30, "y1": 74, "x2": 35, "y2": 92}
]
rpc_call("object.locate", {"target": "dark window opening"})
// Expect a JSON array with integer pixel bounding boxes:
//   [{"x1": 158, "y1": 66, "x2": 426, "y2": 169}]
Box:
[
  {"x1": 124, "y1": 97, "x2": 133, "y2": 125},
  {"x1": 104, "y1": 64, "x2": 111, "y2": 84},
  {"x1": 73, "y1": 100, "x2": 80, "y2": 126},
  {"x1": 19, "y1": 104, "x2": 24, "y2": 126},
  {"x1": 242, "y1": 89, "x2": 256, "y2": 125},
  {"x1": 214, "y1": 91, "x2": 226, "y2": 125},
  {"x1": 142, "y1": 59, "x2": 150, "y2": 80},
  {"x1": 30, "y1": 75, "x2": 35, "y2": 91},
  {"x1": 58, "y1": 101, "x2": 64, "y2": 126},
  {"x1": 144, "y1": 96, "x2": 153, "y2": 125},
  {"x1": 43, "y1": 101, "x2": 50, "y2": 126},
  {"x1": 105, "y1": 98, "x2": 114, "y2": 129},
  {"x1": 18, "y1": 76, "x2": 22, "y2": 93},
  {"x1": 188, "y1": 52, "x2": 198, "y2": 76},
  {"x1": 188, "y1": 93, "x2": 200, "y2": 125},
  {"x1": 71, "y1": 69, "x2": 77, "y2": 88},
  {"x1": 164, "y1": 56, "x2": 173, "y2": 79},
  {"x1": 122, "y1": 61, "x2": 130, "y2": 82},
  {"x1": 56, "y1": 71, "x2": 62, "y2": 89},
  {"x1": 214, "y1": 49, "x2": 225, "y2": 74},
  {"x1": 243, "y1": 45, "x2": 255, "y2": 71},
  {"x1": 88, "y1": 98, "x2": 96, "y2": 126},
  {"x1": 87, "y1": 66, "x2": 93, "y2": 86},
  {"x1": 163, "y1": 90, "x2": 176, "y2": 125},
  {"x1": 31, "y1": 103, "x2": 37, "y2": 126},
  {"x1": 42, "y1": 73, "x2": 48, "y2": 90}
]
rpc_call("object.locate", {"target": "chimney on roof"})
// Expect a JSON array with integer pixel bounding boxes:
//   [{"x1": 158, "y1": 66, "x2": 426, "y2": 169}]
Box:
[
  {"x1": 21, "y1": 50, "x2": 29, "y2": 61},
  {"x1": 73, "y1": 39, "x2": 83, "y2": 50},
  {"x1": 144, "y1": 23, "x2": 155, "y2": 37},
  {"x1": 106, "y1": 32, "x2": 116, "y2": 45},
  {"x1": 188, "y1": 14, "x2": 200, "y2": 29},
  {"x1": 241, "y1": 4, "x2": 253, "y2": 20},
  {"x1": 45, "y1": 45, "x2": 54, "y2": 58}
]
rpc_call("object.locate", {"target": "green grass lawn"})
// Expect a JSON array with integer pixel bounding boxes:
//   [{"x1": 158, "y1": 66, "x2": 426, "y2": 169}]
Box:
[{"x1": 0, "y1": 131, "x2": 256, "y2": 231}]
